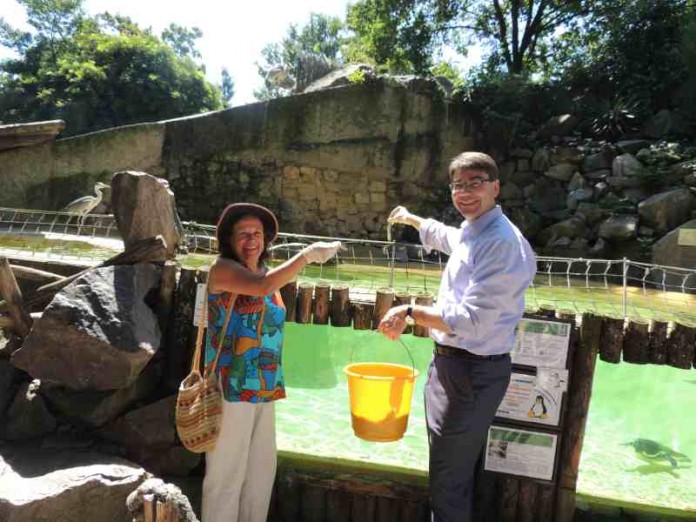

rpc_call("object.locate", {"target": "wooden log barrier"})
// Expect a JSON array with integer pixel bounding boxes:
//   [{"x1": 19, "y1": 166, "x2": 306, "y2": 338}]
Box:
[
  {"x1": 350, "y1": 494, "x2": 376, "y2": 522},
  {"x1": 279, "y1": 281, "x2": 297, "y2": 323},
  {"x1": 296, "y1": 283, "x2": 314, "y2": 324},
  {"x1": 0, "y1": 257, "x2": 33, "y2": 337},
  {"x1": 277, "y1": 475, "x2": 301, "y2": 522},
  {"x1": 301, "y1": 483, "x2": 326, "y2": 522},
  {"x1": 555, "y1": 313, "x2": 602, "y2": 522},
  {"x1": 622, "y1": 320, "x2": 649, "y2": 364},
  {"x1": 599, "y1": 317, "x2": 624, "y2": 363},
  {"x1": 666, "y1": 323, "x2": 696, "y2": 370},
  {"x1": 499, "y1": 476, "x2": 519, "y2": 522},
  {"x1": 372, "y1": 288, "x2": 394, "y2": 330},
  {"x1": 647, "y1": 320, "x2": 669, "y2": 365},
  {"x1": 536, "y1": 483, "x2": 555, "y2": 522},
  {"x1": 516, "y1": 481, "x2": 538, "y2": 522},
  {"x1": 394, "y1": 291, "x2": 413, "y2": 334},
  {"x1": 352, "y1": 302, "x2": 374, "y2": 330},
  {"x1": 325, "y1": 489, "x2": 351, "y2": 522},
  {"x1": 312, "y1": 282, "x2": 330, "y2": 325},
  {"x1": 413, "y1": 292, "x2": 434, "y2": 338},
  {"x1": 330, "y1": 284, "x2": 351, "y2": 327}
]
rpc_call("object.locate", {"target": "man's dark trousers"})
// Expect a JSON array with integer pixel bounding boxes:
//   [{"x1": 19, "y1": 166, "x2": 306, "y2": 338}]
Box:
[{"x1": 425, "y1": 351, "x2": 512, "y2": 522}]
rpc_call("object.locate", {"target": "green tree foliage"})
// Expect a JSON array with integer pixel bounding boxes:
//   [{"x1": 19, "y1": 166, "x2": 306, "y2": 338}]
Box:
[
  {"x1": 558, "y1": 1, "x2": 693, "y2": 128},
  {"x1": 255, "y1": 13, "x2": 346, "y2": 100},
  {"x1": 221, "y1": 67, "x2": 235, "y2": 106},
  {"x1": 346, "y1": 0, "x2": 594, "y2": 76},
  {"x1": 0, "y1": 0, "x2": 224, "y2": 135},
  {"x1": 346, "y1": 0, "x2": 437, "y2": 74},
  {"x1": 161, "y1": 23, "x2": 203, "y2": 60}
]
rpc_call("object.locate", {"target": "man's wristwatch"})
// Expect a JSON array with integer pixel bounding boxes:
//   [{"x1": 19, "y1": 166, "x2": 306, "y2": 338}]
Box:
[{"x1": 405, "y1": 305, "x2": 415, "y2": 326}]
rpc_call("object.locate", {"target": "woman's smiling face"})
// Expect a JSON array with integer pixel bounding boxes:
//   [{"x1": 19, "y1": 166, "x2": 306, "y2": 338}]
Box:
[{"x1": 231, "y1": 215, "x2": 265, "y2": 268}]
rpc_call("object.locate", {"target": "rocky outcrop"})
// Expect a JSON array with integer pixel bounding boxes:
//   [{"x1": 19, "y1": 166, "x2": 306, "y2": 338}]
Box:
[
  {"x1": 111, "y1": 171, "x2": 184, "y2": 259},
  {"x1": 11, "y1": 264, "x2": 161, "y2": 390},
  {"x1": 0, "y1": 446, "x2": 146, "y2": 522}
]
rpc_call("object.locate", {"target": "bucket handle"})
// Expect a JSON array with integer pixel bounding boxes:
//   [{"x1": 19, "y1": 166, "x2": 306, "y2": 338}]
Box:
[{"x1": 350, "y1": 334, "x2": 417, "y2": 378}]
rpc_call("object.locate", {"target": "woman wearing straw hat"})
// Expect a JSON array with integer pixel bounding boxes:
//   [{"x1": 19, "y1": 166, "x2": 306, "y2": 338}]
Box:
[{"x1": 202, "y1": 202, "x2": 342, "y2": 522}]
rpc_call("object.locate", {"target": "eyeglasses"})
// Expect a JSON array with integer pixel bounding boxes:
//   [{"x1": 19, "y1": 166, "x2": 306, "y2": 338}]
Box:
[{"x1": 449, "y1": 177, "x2": 490, "y2": 192}]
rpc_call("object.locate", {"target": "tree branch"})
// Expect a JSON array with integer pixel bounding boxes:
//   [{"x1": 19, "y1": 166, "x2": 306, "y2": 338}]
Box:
[{"x1": 492, "y1": 0, "x2": 513, "y2": 72}]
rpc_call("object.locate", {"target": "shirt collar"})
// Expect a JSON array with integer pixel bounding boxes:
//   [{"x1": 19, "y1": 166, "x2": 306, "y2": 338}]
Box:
[{"x1": 460, "y1": 205, "x2": 502, "y2": 237}]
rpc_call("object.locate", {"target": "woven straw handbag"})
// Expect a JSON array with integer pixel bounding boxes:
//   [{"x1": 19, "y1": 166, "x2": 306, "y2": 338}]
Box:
[{"x1": 176, "y1": 288, "x2": 236, "y2": 453}]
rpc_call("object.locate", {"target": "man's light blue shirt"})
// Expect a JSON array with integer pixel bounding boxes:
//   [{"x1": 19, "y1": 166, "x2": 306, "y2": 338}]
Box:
[{"x1": 419, "y1": 206, "x2": 536, "y2": 356}]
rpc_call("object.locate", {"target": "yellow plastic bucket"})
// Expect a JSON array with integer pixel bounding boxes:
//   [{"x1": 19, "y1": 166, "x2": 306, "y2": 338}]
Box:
[{"x1": 343, "y1": 362, "x2": 420, "y2": 442}]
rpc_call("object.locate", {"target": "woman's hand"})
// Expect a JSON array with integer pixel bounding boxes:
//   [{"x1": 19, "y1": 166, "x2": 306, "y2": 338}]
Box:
[{"x1": 300, "y1": 241, "x2": 344, "y2": 264}]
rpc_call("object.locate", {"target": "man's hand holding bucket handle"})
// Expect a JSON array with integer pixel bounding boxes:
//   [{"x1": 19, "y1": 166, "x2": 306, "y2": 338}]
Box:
[{"x1": 378, "y1": 306, "x2": 408, "y2": 341}]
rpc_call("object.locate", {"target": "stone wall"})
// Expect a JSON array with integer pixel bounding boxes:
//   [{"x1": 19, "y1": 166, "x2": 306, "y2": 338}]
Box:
[{"x1": 0, "y1": 80, "x2": 474, "y2": 239}]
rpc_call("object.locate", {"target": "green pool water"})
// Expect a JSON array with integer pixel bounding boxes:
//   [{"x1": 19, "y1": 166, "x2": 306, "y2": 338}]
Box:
[{"x1": 276, "y1": 323, "x2": 696, "y2": 516}]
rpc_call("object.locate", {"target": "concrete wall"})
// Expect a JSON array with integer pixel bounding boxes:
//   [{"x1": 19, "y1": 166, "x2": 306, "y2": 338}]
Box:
[{"x1": 0, "y1": 80, "x2": 474, "y2": 237}]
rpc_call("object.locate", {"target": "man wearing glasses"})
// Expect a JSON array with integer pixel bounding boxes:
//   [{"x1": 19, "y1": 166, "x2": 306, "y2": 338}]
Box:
[{"x1": 379, "y1": 151, "x2": 536, "y2": 522}]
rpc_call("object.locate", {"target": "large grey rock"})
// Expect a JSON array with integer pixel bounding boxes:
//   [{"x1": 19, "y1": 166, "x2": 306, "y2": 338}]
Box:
[
  {"x1": 0, "y1": 446, "x2": 146, "y2": 522},
  {"x1": 612, "y1": 154, "x2": 648, "y2": 179},
  {"x1": 41, "y1": 362, "x2": 159, "y2": 428},
  {"x1": 598, "y1": 215, "x2": 639, "y2": 240},
  {"x1": 0, "y1": 360, "x2": 21, "y2": 417},
  {"x1": 2, "y1": 380, "x2": 56, "y2": 440},
  {"x1": 638, "y1": 189, "x2": 696, "y2": 235},
  {"x1": 568, "y1": 172, "x2": 586, "y2": 191},
  {"x1": 567, "y1": 188, "x2": 594, "y2": 211},
  {"x1": 112, "y1": 171, "x2": 183, "y2": 259},
  {"x1": 652, "y1": 219, "x2": 696, "y2": 269},
  {"x1": 583, "y1": 150, "x2": 614, "y2": 172},
  {"x1": 615, "y1": 140, "x2": 651, "y2": 155},
  {"x1": 508, "y1": 208, "x2": 543, "y2": 239},
  {"x1": 531, "y1": 148, "x2": 550, "y2": 172},
  {"x1": 575, "y1": 202, "x2": 607, "y2": 225},
  {"x1": 499, "y1": 182, "x2": 522, "y2": 200},
  {"x1": 545, "y1": 163, "x2": 576, "y2": 182},
  {"x1": 100, "y1": 395, "x2": 201, "y2": 476},
  {"x1": 12, "y1": 264, "x2": 161, "y2": 391}
]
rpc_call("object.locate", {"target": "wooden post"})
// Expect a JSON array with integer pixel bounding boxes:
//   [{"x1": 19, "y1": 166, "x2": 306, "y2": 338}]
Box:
[
  {"x1": 599, "y1": 317, "x2": 624, "y2": 363},
  {"x1": 157, "y1": 261, "x2": 178, "y2": 334},
  {"x1": 647, "y1": 320, "x2": 669, "y2": 365},
  {"x1": 296, "y1": 283, "x2": 314, "y2": 324},
  {"x1": 163, "y1": 267, "x2": 198, "y2": 394},
  {"x1": 350, "y1": 494, "x2": 376, "y2": 522},
  {"x1": 536, "y1": 484, "x2": 555, "y2": 522},
  {"x1": 330, "y1": 285, "x2": 351, "y2": 327},
  {"x1": 0, "y1": 257, "x2": 33, "y2": 337},
  {"x1": 280, "y1": 281, "x2": 297, "y2": 323},
  {"x1": 499, "y1": 477, "x2": 519, "y2": 522},
  {"x1": 555, "y1": 313, "x2": 601, "y2": 522},
  {"x1": 352, "y1": 302, "x2": 374, "y2": 330},
  {"x1": 277, "y1": 473, "x2": 301, "y2": 522},
  {"x1": 622, "y1": 320, "x2": 649, "y2": 364},
  {"x1": 312, "y1": 282, "x2": 331, "y2": 325},
  {"x1": 326, "y1": 489, "x2": 351, "y2": 522},
  {"x1": 516, "y1": 481, "x2": 538, "y2": 522},
  {"x1": 666, "y1": 323, "x2": 696, "y2": 370},
  {"x1": 394, "y1": 292, "x2": 413, "y2": 334},
  {"x1": 143, "y1": 493, "x2": 155, "y2": 522},
  {"x1": 372, "y1": 288, "x2": 394, "y2": 330},
  {"x1": 413, "y1": 292, "x2": 434, "y2": 338},
  {"x1": 301, "y1": 483, "x2": 327, "y2": 522},
  {"x1": 9, "y1": 264, "x2": 63, "y2": 283}
]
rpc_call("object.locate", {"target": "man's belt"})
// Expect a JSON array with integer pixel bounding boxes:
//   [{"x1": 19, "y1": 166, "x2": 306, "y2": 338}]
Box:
[{"x1": 434, "y1": 342, "x2": 508, "y2": 361}]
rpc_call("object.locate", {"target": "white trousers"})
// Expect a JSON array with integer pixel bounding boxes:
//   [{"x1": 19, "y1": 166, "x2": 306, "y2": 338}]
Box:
[{"x1": 202, "y1": 400, "x2": 277, "y2": 522}]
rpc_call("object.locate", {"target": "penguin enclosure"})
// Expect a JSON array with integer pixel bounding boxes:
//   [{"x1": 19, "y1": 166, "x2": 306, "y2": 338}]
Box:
[{"x1": 0, "y1": 228, "x2": 695, "y2": 522}]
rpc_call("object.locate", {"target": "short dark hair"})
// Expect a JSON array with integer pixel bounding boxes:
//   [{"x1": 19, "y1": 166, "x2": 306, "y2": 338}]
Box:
[
  {"x1": 216, "y1": 212, "x2": 273, "y2": 266},
  {"x1": 448, "y1": 152, "x2": 500, "y2": 181}
]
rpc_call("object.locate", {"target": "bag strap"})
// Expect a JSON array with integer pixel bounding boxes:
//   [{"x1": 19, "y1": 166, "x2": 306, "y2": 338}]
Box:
[{"x1": 190, "y1": 281, "x2": 236, "y2": 375}]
